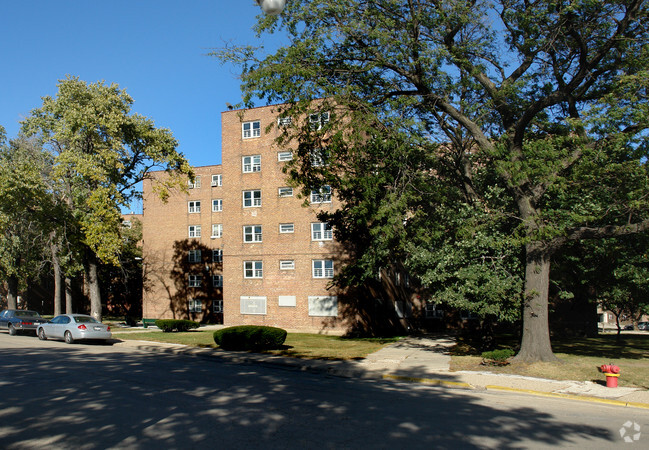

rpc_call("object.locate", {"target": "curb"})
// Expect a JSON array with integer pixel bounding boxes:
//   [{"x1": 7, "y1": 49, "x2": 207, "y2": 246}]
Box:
[{"x1": 117, "y1": 340, "x2": 649, "y2": 410}]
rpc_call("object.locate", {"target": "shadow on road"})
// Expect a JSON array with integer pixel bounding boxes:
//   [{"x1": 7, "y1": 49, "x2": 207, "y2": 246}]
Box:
[{"x1": 0, "y1": 340, "x2": 616, "y2": 449}]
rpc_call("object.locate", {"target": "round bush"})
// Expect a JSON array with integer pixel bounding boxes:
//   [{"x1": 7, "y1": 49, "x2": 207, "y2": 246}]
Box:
[{"x1": 213, "y1": 325, "x2": 287, "y2": 350}]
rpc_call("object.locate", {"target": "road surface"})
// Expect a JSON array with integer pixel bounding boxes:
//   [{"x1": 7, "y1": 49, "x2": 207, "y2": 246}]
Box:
[{"x1": 1, "y1": 332, "x2": 647, "y2": 449}]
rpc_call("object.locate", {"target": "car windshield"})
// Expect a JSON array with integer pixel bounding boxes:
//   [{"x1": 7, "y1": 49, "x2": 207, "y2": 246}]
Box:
[
  {"x1": 15, "y1": 311, "x2": 40, "y2": 318},
  {"x1": 74, "y1": 316, "x2": 99, "y2": 324}
]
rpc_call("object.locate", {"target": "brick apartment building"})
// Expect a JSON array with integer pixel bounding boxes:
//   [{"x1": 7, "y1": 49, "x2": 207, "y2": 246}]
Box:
[{"x1": 141, "y1": 104, "x2": 350, "y2": 333}]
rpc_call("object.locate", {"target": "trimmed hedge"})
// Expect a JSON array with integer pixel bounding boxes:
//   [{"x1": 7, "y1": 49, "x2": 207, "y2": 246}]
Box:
[
  {"x1": 213, "y1": 325, "x2": 287, "y2": 350},
  {"x1": 155, "y1": 319, "x2": 200, "y2": 332},
  {"x1": 481, "y1": 348, "x2": 515, "y2": 362}
]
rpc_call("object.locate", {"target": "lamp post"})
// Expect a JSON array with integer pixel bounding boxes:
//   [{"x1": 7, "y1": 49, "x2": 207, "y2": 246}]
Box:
[{"x1": 256, "y1": 0, "x2": 287, "y2": 15}]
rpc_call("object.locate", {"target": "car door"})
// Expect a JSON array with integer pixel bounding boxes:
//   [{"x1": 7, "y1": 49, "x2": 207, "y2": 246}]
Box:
[
  {"x1": 47, "y1": 315, "x2": 68, "y2": 339},
  {"x1": 0, "y1": 310, "x2": 8, "y2": 328}
]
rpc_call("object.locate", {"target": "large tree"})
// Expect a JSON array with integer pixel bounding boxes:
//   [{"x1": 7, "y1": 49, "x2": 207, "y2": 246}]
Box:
[
  {"x1": 221, "y1": 0, "x2": 649, "y2": 361},
  {"x1": 22, "y1": 76, "x2": 192, "y2": 320}
]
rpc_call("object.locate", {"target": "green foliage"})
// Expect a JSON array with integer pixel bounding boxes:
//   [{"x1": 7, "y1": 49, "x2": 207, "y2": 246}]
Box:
[
  {"x1": 155, "y1": 319, "x2": 200, "y2": 333},
  {"x1": 481, "y1": 348, "x2": 515, "y2": 362},
  {"x1": 213, "y1": 325, "x2": 288, "y2": 351}
]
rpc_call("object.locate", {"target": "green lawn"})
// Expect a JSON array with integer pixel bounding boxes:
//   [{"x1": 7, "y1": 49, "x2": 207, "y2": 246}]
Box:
[
  {"x1": 113, "y1": 329, "x2": 400, "y2": 360},
  {"x1": 450, "y1": 333, "x2": 649, "y2": 389}
]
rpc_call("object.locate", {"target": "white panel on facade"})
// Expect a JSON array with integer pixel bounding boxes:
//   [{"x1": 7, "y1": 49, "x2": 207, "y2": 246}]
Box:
[
  {"x1": 278, "y1": 295, "x2": 297, "y2": 307},
  {"x1": 308, "y1": 296, "x2": 338, "y2": 317},
  {"x1": 240, "y1": 296, "x2": 267, "y2": 315}
]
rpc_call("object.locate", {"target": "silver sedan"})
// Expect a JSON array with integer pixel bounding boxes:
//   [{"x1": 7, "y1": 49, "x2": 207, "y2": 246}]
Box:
[{"x1": 37, "y1": 314, "x2": 112, "y2": 344}]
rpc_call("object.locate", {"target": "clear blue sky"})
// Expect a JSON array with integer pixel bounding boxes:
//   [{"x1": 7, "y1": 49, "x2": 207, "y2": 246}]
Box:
[{"x1": 0, "y1": 1, "x2": 286, "y2": 170}]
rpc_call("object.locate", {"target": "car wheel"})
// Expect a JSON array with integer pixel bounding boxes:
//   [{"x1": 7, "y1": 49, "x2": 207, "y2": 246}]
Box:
[
  {"x1": 8, "y1": 324, "x2": 17, "y2": 336},
  {"x1": 64, "y1": 331, "x2": 74, "y2": 344},
  {"x1": 38, "y1": 328, "x2": 47, "y2": 341}
]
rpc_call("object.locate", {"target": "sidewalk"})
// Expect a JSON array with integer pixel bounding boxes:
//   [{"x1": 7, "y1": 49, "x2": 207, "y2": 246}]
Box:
[{"x1": 112, "y1": 330, "x2": 649, "y2": 409}]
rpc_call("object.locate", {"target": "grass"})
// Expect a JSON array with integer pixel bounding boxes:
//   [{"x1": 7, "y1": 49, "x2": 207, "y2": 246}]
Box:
[
  {"x1": 450, "y1": 333, "x2": 649, "y2": 389},
  {"x1": 113, "y1": 329, "x2": 400, "y2": 360}
]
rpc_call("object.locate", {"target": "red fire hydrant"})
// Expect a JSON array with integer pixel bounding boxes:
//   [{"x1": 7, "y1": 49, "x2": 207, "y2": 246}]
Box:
[{"x1": 600, "y1": 364, "x2": 621, "y2": 388}]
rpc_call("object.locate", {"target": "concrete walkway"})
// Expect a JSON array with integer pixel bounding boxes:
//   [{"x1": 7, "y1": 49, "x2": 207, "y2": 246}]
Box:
[{"x1": 112, "y1": 330, "x2": 649, "y2": 409}]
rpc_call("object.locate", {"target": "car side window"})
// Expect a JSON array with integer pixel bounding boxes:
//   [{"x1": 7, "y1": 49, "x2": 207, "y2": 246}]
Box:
[
  {"x1": 51, "y1": 316, "x2": 65, "y2": 324},
  {"x1": 61, "y1": 316, "x2": 71, "y2": 324},
  {"x1": 0, "y1": 311, "x2": 6, "y2": 318}
]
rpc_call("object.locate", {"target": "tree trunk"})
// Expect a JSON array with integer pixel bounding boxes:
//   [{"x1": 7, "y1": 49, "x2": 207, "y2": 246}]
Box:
[
  {"x1": 86, "y1": 255, "x2": 102, "y2": 322},
  {"x1": 6, "y1": 275, "x2": 19, "y2": 309},
  {"x1": 65, "y1": 276, "x2": 73, "y2": 314},
  {"x1": 513, "y1": 242, "x2": 559, "y2": 362},
  {"x1": 51, "y1": 239, "x2": 62, "y2": 316}
]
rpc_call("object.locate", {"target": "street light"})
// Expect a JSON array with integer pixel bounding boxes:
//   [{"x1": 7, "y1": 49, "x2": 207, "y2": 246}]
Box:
[{"x1": 256, "y1": 0, "x2": 287, "y2": 15}]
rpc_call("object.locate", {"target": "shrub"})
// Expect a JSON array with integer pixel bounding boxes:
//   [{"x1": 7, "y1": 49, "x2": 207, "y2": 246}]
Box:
[
  {"x1": 481, "y1": 348, "x2": 515, "y2": 365},
  {"x1": 155, "y1": 319, "x2": 200, "y2": 332},
  {"x1": 213, "y1": 325, "x2": 287, "y2": 350}
]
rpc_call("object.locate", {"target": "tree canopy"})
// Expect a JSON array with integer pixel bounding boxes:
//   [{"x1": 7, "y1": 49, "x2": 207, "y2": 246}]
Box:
[{"x1": 219, "y1": 0, "x2": 649, "y2": 361}]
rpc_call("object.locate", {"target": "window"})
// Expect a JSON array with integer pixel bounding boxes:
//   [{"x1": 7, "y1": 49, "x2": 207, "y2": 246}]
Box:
[
  {"x1": 310, "y1": 186, "x2": 332, "y2": 203},
  {"x1": 313, "y1": 260, "x2": 334, "y2": 278},
  {"x1": 189, "y1": 299, "x2": 202, "y2": 313},
  {"x1": 188, "y1": 201, "x2": 201, "y2": 213},
  {"x1": 277, "y1": 116, "x2": 292, "y2": 126},
  {"x1": 212, "y1": 275, "x2": 223, "y2": 287},
  {"x1": 243, "y1": 225, "x2": 263, "y2": 243},
  {"x1": 279, "y1": 295, "x2": 296, "y2": 307},
  {"x1": 188, "y1": 249, "x2": 202, "y2": 263},
  {"x1": 277, "y1": 151, "x2": 293, "y2": 161},
  {"x1": 188, "y1": 274, "x2": 202, "y2": 287},
  {"x1": 311, "y1": 222, "x2": 333, "y2": 241},
  {"x1": 309, "y1": 111, "x2": 330, "y2": 130},
  {"x1": 212, "y1": 249, "x2": 223, "y2": 263},
  {"x1": 308, "y1": 296, "x2": 338, "y2": 317},
  {"x1": 279, "y1": 223, "x2": 294, "y2": 234},
  {"x1": 425, "y1": 303, "x2": 444, "y2": 319},
  {"x1": 188, "y1": 225, "x2": 201, "y2": 238},
  {"x1": 188, "y1": 176, "x2": 201, "y2": 189},
  {"x1": 211, "y1": 174, "x2": 222, "y2": 187},
  {"x1": 240, "y1": 296, "x2": 267, "y2": 315},
  {"x1": 242, "y1": 155, "x2": 261, "y2": 173},
  {"x1": 310, "y1": 148, "x2": 328, "y2": 167},
  {"x1": 244, "y1": 261, "x2": 263, "y2": 278},
  {"x1": 212, "y1": 199, "x2": 222, "y2": 212},
  {"x1": 243, "y1": 190, "x2": 262, "y2": 207},
  {"x1": 242, "y1": 121, "x2": 261, "y2": 139},
  {"x1": 280, "y1": 260, "x2": 295, "y2": 270},
  {"x1": 211, "y1": 224, "x2": 223, "y2": 238},
  {"x1": 278, "y1": 187, "x2": 293, "y2": 197},
  {"x1": 213, "y1": 300, "x2": 223, "y2": 313}
]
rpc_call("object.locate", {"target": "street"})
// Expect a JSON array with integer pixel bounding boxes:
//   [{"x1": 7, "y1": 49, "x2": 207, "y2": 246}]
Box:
[{"x1": 1, "y1": 332, "x2": 647, "y2": 449}]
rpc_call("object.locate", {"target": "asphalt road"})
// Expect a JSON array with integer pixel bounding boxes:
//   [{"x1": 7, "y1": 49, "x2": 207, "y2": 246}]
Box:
[{"x1": 1, "y1": 332, "x2": 648, "y2": 449}]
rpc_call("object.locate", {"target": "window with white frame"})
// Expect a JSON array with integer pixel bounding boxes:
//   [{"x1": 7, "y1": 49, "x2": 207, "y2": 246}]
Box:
[
  {"x1": 310, "y1": 186, "x2": 332, "y2": 203},
  {"x1": 244, "y1": 261, "x2": 263, "y2": 279},
  {"x1": 240, "y1": 296, "x2": 267, "y2": 315},
  {"x1": 280, "y1": 260, "x2": 295, "y2": 270},
  {"x1": 311, "y1": 222, "x2": 333, "y2": 241},
  {"x1": 188, "y1": 274, "x2": 202, "y2": 287},
  {"x1": 243, "y1": 190, "x2": 262, "y2": 207},
  {"x1": 188, "y1": 225, "x2": 201, "y2": 238},
  {"x1": 188, "y1": 249, "x2": 202, "y2": 263},
  {"x1": 212, "y1": 199, "x2": 222, "y2": 212},
  {"x1": 243, "y1": 225, "x2": 262, "y2": 243},
  {"x1": 211, "y1": 224, "x2": 223, "y2": 238},
  {"x1": 310, "y1": 148, "x2": 328, "y2": 167},
  {"x1": 277, "y1": 116, "x2": 292, "y2": 126},
  {"x1": 242, "y1": 155, "x2": 261, "y2": 173},
  {"x1": 212, "y1": 275, "x2": 223, "y2": 288},
  {"x1": 308, "y1": 296, "x2": 338, "y2": 317},
  {"x1": 312, "y1": 260, "x2": 334, "y2": 278},
  {"x1": 279, "y1": 223, "x2": 294, "y2": 234},
  {"x1": 189, "y1": 299, "x2": 202, "y2": 313},
  {"x1": 309, "y1": 112, "x2": 330, "y2": 130},
  {"x1": 211, "y1": 174, "x2": 222, "y2": 187},
  {"x1": 277, "y1": 151, "x2": 293, "y2": 161},
  {"x1": 188, "y1": 176, "x2": 201, "y2": 189},
  {"x1": 212, "y1": 249, "x2": 223, "y2": 263},
  {"x1": 242, "y1": 121, "x2": 261, "y2": 139},
  {"x1": 278, "y1": 187, "x2": 293, "y2": 197},
  {"x1": 188, "y1": 201, "x2": 201, "y2": 213},
  {"x1": 213, "y1": 299, "x2": 223, "y2": 313}
]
